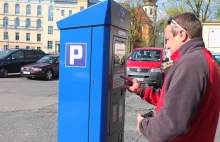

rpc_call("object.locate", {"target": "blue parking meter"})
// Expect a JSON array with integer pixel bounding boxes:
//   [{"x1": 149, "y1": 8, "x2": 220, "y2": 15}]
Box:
[{"x1": 57, "y1": 0, "x2": 130, "y2": 141}]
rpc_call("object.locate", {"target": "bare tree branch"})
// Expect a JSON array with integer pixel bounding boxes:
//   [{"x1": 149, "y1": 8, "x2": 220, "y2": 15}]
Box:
[
  {"x1": 202, "y1": 0, "x2": 211, "y2": 22},
  {"x1": 186, "y1": 0, "x2": 197, "y2": 16}
]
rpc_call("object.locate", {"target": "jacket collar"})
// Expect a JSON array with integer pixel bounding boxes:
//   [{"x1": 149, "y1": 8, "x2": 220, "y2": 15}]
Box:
[{"x1": 170, "y1": 37, "x2": 205, "y2": 62}]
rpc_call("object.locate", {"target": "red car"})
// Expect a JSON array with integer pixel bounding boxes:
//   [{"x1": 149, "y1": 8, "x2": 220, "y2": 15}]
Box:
[
  {"x1": 20, "y1": 54, "x2": 59, "y2": 80},
  {"x1": 126, "y1": 47, "x2": 170, "y2": 88}
]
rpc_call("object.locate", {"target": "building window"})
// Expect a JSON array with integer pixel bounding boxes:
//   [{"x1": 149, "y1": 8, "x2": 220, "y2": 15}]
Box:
[
  {"x1": 16, "y1": 46, "x2": 19, "y2": 49},
  {"x1": 37, "y1": 47, "x2": 41, "y2": 50},
  {"x1": 26, "y1": 46, "x2": 30, "y2": 49},
  {"x1": 26, "y1": 18, "x2": 31, "y2": 28},
  {"x1": 37, "y1": 5, "x2": 42, "y2": 16},
  {"x1": 15, "y1": 4, "x2": 20, "y2": 14},
  {"x1": 4, "y1": 32, "x2": 8, "y2": 40},
  {"x1": 48, "y1": 6, "x2": 54, "y2": 21},
  {"x1": 15, "y1": 18, "x2": 20, "y2": 28},
  {"x1": 26, "y1": 5, "x2": 31, "y2": 15},
  {"x1": 4, "y1": 45, "x2": 8, "y2": 50},
  {"x1": 4, "y1": 3, "x2": 8, "y2": 14},
  {"x1": 47, "y1": 41, "x2": 53, "y2": 49},
  {"x1": 48, "y1": 26, "x2": 53, "y2": 34},
  {"x1": 61, "y1": 10, "x2": 64, "y2": 16},
  {"x1": 15, "y1": 32, "x2": 19, "y2": 40},
  {"x1": 150, "y1": 8, "x2": 153, "y2": 15},
  {"x1": 69, "y1": 10, "x2": 72, "y2": 16},
  {"x1": 37, "y1": 19, "x2": 41, "y2": 28},
  {"x1": 80, "y1": 6, "x2": 84, "y2": 11},
  {"x1": 37, "y1": 34, "x2": 41, "y2": 41},
  {"x1": 89, "y1": 0, "x2": 98, "y2": 2},
  {"x1": 26, "y1": 33, "x2": 30, "y2": 41},
  {"x1": 3, "y1": 17, "x2": 8, "y2": 28}
]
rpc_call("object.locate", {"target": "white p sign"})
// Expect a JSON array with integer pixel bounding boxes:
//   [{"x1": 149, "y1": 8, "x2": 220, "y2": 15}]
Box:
[{"x1": 69, "y1": 45, "x2": 83, "y2": 65}]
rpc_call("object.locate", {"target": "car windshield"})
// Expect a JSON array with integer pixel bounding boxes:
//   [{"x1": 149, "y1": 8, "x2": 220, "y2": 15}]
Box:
[
  {"x1": 0, "y1": 50, "x2": 13, "y2": 59},
  {"x1": 213, "y1": 55, "x2": 220, "y2": 65},
  {"x1": 37, "y1": 55, "x2": 57, "y2": 64},
  {"x1": 130, "y1": 50, "x2": 161, "y2": 61}
]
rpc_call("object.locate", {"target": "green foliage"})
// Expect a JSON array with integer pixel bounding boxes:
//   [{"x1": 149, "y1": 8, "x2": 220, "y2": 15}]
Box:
[
  {"x1": 119, "y1": 0, "x2": 155, "y2": 53},
  {"x1": 163, "y1": 0, "x2": 220, "y2": 22}
]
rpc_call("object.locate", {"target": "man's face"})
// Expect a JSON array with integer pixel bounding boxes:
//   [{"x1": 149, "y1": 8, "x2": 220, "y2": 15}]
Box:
[{"x1": 165, "y1": 25, "x2": 183, "y2": 54}]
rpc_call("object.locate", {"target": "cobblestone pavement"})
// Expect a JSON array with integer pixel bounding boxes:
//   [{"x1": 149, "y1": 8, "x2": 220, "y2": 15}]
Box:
[
  {"x1": 124, "y1": 93, "x2": 152, "y2": 142},
  {"x1": 124, "y1": 92, "x2": 220, "y2": 142},
  {"x1": 0, "y1": 76, "x2": 219, "y2": 142}
]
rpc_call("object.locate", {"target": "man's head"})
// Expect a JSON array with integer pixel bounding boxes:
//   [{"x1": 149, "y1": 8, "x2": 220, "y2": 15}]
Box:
[{"x1": 165, "y1": 12, "x2": 202, "y2": 54}]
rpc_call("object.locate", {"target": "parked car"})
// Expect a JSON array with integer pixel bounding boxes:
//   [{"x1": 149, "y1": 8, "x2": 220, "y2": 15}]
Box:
[
  {"x1": 20, "y1": 54, "x2": 59, "y2": 80},
  {"x1": 0, "y1": 49, "x2": 46, "y2": 77},
  {"x1": 126, "y1": 47, "x2": 170, "y2": 88},
  {"x1": 212, "y1": 52, "x2": 220, "y2": 66}
]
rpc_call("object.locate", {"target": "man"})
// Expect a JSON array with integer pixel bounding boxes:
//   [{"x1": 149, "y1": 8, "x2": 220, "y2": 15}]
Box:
[{"x1": 121, "y1": 12, "x2": 220, "y2": 142}]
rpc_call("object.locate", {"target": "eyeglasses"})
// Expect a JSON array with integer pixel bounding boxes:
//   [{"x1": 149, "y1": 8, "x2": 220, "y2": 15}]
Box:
[{"x1": 168, "y1": 17, "x2": 186, "y2": 32}]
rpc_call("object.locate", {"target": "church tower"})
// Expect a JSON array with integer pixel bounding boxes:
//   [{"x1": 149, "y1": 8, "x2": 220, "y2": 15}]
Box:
[{"x1": 142, "y1": 0, "x2": 158, "y2": 27}]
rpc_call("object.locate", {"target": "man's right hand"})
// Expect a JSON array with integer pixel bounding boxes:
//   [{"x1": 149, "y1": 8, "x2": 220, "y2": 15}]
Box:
[{"x1": 120, "y1": 76, "x2": 141, "y2": 94}]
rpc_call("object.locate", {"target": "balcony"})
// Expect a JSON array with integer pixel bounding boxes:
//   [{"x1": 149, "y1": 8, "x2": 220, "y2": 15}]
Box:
[{"x1": 0, "y1": 25, "x2": 43, "y2": 31}]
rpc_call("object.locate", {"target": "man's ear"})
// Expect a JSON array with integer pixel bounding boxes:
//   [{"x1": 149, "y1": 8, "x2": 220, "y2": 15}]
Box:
[{"x1": 179, "y1": 30, "x2": 188, "y2": 42}]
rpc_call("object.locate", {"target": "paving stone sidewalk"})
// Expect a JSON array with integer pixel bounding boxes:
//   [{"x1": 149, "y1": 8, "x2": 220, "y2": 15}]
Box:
[{"x1": 124, "y1": 92, "x2": 220, "y2": 142}]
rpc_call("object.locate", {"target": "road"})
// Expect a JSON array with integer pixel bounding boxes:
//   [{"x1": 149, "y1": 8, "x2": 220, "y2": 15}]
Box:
[
  {"x1": 0, "y1": 75, "x2": 58, "y2": 142},
  {"x1": 0, "y1": 75, "x2": 219, "y2": 142}
]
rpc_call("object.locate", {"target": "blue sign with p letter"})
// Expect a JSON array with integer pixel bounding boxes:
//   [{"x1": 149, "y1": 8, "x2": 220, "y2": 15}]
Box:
[{"x1": 65, "y1": 43, "x2": 87, "y2": 68}]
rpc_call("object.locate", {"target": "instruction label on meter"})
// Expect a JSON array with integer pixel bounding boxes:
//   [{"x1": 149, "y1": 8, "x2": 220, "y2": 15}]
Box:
[{"x1": 113, "y1": 73, "x2": 124, "y2": 88}]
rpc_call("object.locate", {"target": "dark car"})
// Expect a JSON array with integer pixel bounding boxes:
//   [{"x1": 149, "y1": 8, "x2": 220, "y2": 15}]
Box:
[
  {"x1": 20, "y1": 54, "x2": 59, "y2": 80},
  {"x1": 212, "y1": 52, "x2": 220, "y2": 66},
  {"x1": 0, "y1": 49, "x2": 46, "y2": 77}
]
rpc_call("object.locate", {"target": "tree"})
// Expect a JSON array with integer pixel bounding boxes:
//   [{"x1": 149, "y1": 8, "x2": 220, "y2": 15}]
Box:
[
  {"x1": 216, "y1": 10, "x2": 220, "y2": 20},
  {"x1": 163, "y1": 0, "x2": 220, "y2": 22},
  {"x1": 155, "y1": 18, "x2": 166, "y2": 47},
  {"x1": 119, "y1": 0, "x2": 155, "y2": 53}
]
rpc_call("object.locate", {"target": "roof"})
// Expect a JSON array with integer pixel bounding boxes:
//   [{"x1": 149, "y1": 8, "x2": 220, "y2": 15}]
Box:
[
  {"x1": 6, "y1": 48, "x2": 42, "y2": 51},
  {"x1": 202, "y1": 22, "x2": 220, "y2": 25},
  {"x1": 46, "y1": 54, "x2": 60, "y2": 57},
  {"x1": 212, "y1": 52, "x2": 220, "y2": 55},
  {"x1": 137, "y1": 6, "x2": 152, "y2": 24},
  {"x1": 133, "y1": 47, "x2": 164, "y2": 50}
]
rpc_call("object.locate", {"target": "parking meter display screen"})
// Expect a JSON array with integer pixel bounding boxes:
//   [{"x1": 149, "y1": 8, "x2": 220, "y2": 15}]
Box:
[
  {"x1": 112, "y1": 39, "x2": 126, "y2": 89},
  {"x1": 114, "y1": 40, "x2": 126, "y2": 67}
]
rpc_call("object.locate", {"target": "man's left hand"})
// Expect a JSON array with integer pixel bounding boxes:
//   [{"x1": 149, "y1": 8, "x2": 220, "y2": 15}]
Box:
[{"x1": 136, "y1": 114, "x2": 144, "y2": 135}]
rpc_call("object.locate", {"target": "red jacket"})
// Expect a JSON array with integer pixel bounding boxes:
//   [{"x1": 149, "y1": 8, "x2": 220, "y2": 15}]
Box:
[{"x1": 139, "y1": 38, "x2": 220, "y2": 142}]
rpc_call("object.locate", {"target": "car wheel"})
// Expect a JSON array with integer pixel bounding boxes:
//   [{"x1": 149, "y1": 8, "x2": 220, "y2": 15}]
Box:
[
  {"x1": 26, "y1": 77, "x2": 32, "y2": 79},
  {"x1": 44, "y1": 70, "x2": 53, "y2": 80},
  {"x1": 0, "y1": 67, "x2": 8, "y2": 78}
]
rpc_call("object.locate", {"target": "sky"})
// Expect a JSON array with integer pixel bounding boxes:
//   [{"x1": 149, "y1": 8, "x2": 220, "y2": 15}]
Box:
[{"x1": 156, "y1": 0, "x2": 167, "y2": 21}]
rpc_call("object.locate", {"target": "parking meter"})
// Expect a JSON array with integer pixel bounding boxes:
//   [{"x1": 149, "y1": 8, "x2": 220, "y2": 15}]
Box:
[{"x1": 57, "y1": 0, "x2": 130, "y2": 141}]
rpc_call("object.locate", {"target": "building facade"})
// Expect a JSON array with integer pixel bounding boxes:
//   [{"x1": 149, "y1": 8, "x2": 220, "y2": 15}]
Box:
[
  {"x1": 0, "y1": 0, "x2": 99, "y2": 53},
  {"x1": 142, "y1": 0, "x2": 157, "y2": 27},
  {"x1": 134, "y1": 6, "x2": 154, "y2": 48},
  {"x1": 142, "y1": 0, "x2": 157, "y2": 47},
  {"x1": 202, "y1": 22, "x2": 220, "y2": 53}
]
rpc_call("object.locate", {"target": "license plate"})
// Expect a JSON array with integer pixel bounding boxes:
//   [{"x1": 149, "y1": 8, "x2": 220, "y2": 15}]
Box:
[
  {"x1": 136, "y1": 78, "x2": 144, "y2": 81},
  {"x1": 23, "y1": 71, "x2": 30, "y2": 74}
]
